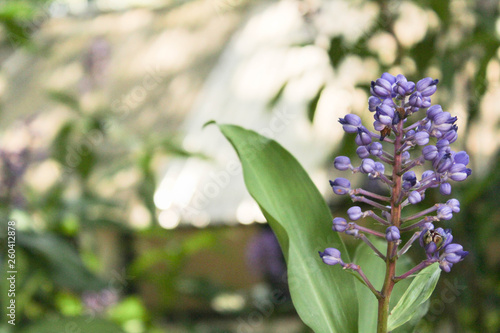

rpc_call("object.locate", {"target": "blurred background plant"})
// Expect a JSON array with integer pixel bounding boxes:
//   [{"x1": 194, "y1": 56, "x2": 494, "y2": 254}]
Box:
[{"x1": 0, "y1": 0, "x2": 498, "y2": 332}]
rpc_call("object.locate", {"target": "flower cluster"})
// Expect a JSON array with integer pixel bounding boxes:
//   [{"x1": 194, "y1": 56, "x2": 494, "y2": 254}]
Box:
[{"x1": 319, "y1": 73, "x2": 469, "y2": 280}]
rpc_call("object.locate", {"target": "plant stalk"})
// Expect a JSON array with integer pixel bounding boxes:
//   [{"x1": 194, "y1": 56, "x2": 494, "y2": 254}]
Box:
[{"x1": 377, "y1": 112, "x2": 404, "y2": 333}]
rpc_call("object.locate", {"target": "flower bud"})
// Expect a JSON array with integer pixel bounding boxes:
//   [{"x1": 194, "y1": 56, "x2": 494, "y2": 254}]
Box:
[
  {"x1": 386, "y1": 226, "x2": 400, "y2": 242},
  {"x1": 347, "y1": 206, "x2": 363, "y2": 221},
  {"x1": 330, "y1": 178, "x2": 351, "y2": 195},
  {"x1": 374, "y1": 162, "x2": 385, "y2": 174},
  {"x1": 334, "y1": 156, "x2": 351, "y2": 171},
  {"x1": 434, "y1": 152, "x2": 453, "y2": 173},
  {"x1": 376, "y1": 103, "x2": 395, "y2": 125},
  {"x1": 332, "y1": 217, "x2": 348, "y2": 232},
  {"x1": 338, "y1": 114, "x2": 362, "y2": 133},
  {"x1": 356, "y1": 146, "x2": 370, "y2": 159},
  {"x1": 437, "y1": 206, "x2": 453, "y2": 220},
  {"x1": 433, "y1": 111, "x2": 451, "y2": 125},
  {"x1": 368, "y1": 96, "x2": 381, "y2": 112},
  {"x1": 408, "y1": 191, "x2": 422, "y2": 204},
  {"x1": 369, "y1": 142, "x2": 383, "y2": 156},
  {"x1": 394, "y1": 74, "x2": 415, "y2": 96},
  {"x1": 319, "y1": 248, "x2": 344, "y2": 266},
  {"x1": 416, "y1": 77, "x2": 438, "y2": 92},
  {"x1": 422, "y1": 145, "x2": 438, "y2": 160},
  {"x1": 421, "y1": 97, "x2": 432, "y2": 108},
  {"x1": 360, "y1": 158, "x2": 376, "y2": 174},
  {"x1": 426, "y1": 105, "x2": 443, "y2": 120},
  {"x1": 449, "y1": 163, "x2": 468, "y2": 182},
  {"x1": 381, "y1": 72, "x2": 397, "y2": 84},
  {"x1": 446, "y1": 199, "x2": 460, "y2": 213},
  {"x1": 442, "y1": 127, "x2": 458, "y2": 143},
  {"x1": 355, "y1": 127, "x2": 372, "y2": 146},
  {"x1": 415, "y1": 131, "x2": 429, "y2": 145},
  {"x1": 409, "y1": 91, "x2": 423, "y2": 108},
  {"x1": 373, "y1": 120, "x2": 385, "y2": 131},
  {"x1": 436, "y1": 139, "x2": 450, "y2": 152},
  {"x1": 402, "y1": 171, "x2": 417, "y2": 189},
  {"x1": 371, "y1": 78, "x2": 393, "y2": 98},
  {"x1": 454, "y1": 151, "x2": 469, "y2": 166},
  {"x1": 439, "y1": 182, "x2": 452, "y2": 195}
]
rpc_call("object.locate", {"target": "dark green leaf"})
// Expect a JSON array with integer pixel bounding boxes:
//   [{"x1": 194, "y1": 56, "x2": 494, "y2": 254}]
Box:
[
  {"x1": 214, "y1": 123, "x2": 358, "y2": 333},
  {"x1": 17, "y1": 232, "x2": 106, "y2": 292}
]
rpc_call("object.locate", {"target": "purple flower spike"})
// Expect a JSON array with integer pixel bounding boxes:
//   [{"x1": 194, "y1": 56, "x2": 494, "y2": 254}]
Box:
[
  {"x1": 360, "y1": 158, "x2": 376, "y2": 174},
  {"x1": 327, "y1": 72, "x2": 471, "y2": 278},
  {"x1": 355, "y1": 127, "x2": 372, "y2": 146},
  {"x1": 356, "y1": 146, "x2": 370, "y2": 159},
  {"x1": 334, "y1": 156, "x2": 351, "y2": 171},
  {"x1": 332, "y1": 217, "x2": 348, "y2": 232},
  {"x1": 415, "y1": 131, "x2": 430, "y2": 145},
  {"x1": 439, "y1": 183, "x2": 452, "y2": 196},
  {"x1": 437, "y1": 206, "x2": 453, "y2": 220},
  {"x1": 330, "y1": 178, "x2": 351, "y2": 195},
  {"x1": 319, "y1": 248, "x2": 344, "y2": 266},
  {"x1": 408, "y1": 191, "x2": 422, "y2": 204},
  {"x1": 386, "y1": 226, "x2": 400, "y2": 242},
  {"x1": 347, "y1": 206, "x2": 363, "y2": 221},
  {"x1": 339, "y1": 114, "x2": 362, "y2": 133}
]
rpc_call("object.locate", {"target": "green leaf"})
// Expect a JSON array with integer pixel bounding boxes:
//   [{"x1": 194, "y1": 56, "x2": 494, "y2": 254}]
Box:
[
  {"x1": 17, "y1": 232, "x2": 106, "y2": 292},
  {"x1": 388, "y1": 262, "x2": 441, "y2": 331},
  {"x1": 353, "y1": 239, "x2": 416, "y2": 333},
  {"x1": 214, "y1": 123, "x2": 358, "y2": 333}
]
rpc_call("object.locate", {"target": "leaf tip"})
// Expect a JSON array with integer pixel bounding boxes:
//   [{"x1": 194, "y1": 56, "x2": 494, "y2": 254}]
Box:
[{"x1": 202, "y1": 120, "x2": 216, "y2": 129}]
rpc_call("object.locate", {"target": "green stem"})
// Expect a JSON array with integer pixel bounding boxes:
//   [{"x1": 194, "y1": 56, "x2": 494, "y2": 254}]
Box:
[{"x1": 377, "y1": 111, "x2": 404, "y2": 333}]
